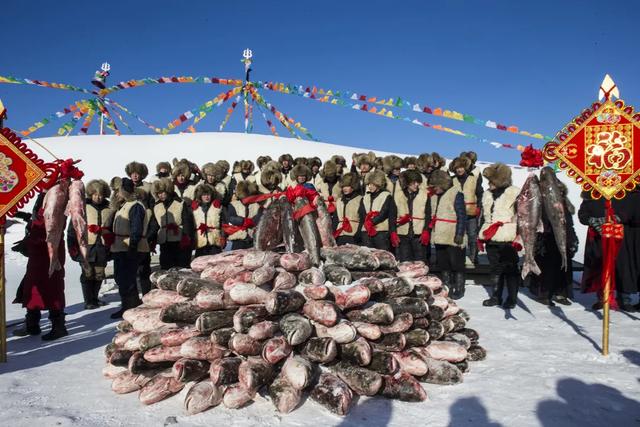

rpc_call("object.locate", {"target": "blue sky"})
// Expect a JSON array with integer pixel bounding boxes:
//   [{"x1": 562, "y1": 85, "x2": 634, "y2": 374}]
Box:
[{"x1": 2, "y1": 0, "x2": 639, "y2": 163}]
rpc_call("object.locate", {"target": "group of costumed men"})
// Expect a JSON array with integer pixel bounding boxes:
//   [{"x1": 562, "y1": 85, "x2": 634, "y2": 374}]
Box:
[{"x1": 12, "y1": 149, "x2": 640, "y2": 341}]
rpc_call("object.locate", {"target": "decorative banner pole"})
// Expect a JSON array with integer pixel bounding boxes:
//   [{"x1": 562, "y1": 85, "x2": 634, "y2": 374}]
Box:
[
  {"x1": 92, "y1": 62, "x2": 111, "y2": 135},
  {"x1": 543, "y1": 75, "x2": 638, "y2": 356},
  {"x1": 242, "y1": 49, "x2": 253, "y2": 133}
]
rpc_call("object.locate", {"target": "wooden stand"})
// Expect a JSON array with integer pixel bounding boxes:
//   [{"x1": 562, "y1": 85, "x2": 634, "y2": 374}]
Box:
[{"x1": 0, "y1": 221, "x2": 6, "y2": 362}]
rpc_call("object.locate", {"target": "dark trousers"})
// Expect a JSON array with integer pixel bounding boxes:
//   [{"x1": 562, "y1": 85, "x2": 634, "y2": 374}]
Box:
[
  {"x1": 114, "y1": 252, "x2": 140, "y2": 300},
  {"x1": 360, "y1": 231, "x2": 390, "y2": 252},
  {"x1": 435, "y1": 244, "x2": 465, "y2": 272},
  {"x1": 159, "y1": 242, "x2": 191, "y2": 270},
  {"x1": 137, "y1": 252, "x2": 152, "y2": 294},
  {"x1": 465, "y1": 216, "x2": 479, "y2": 263},
  {"x1": 397, "y1": 235, "x2": 427, "y2": 262},
  {"x1": 231, "y1": 239, "x2": 253, "y2": 250},
  {"x1": 486, "y1": 243, "x2": 520, "y2": 303},
  {"x1": 195, "y1": 246, "x2": 222, "y2": 257},
  {"x1": 336, "y1": 235, "x2": 357, "y2": 246}
]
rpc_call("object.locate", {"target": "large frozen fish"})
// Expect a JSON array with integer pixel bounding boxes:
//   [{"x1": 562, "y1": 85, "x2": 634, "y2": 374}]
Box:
[
  {"x1": 66, "y1": 179, "x2": 89, "y2": 265},
  {"x1": 43, "y1": 179, "x2": 70, "y2": 276},
  {"x1": 517, "y1": 173, "x2": 543, "y2": 279},
  {"x1": 539, "y1": 166, "x2": 568, "y2": 271}
]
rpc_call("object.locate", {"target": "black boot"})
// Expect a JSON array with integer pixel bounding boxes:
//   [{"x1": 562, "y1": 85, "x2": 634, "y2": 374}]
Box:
[
  {"x1": 483, "y1": 274, "x2": 503, "y2": 307},
  {"x1": 92, "y1": 280, "x2": 107, "y2": 306},
  {"x1": 82, "y1": 281, "x2": 99, "y2": 310},
  {"x1": 42, "y1": 310, "x2": 68, "y2": 341},
  {"x1": 13, "y1": 309, "x2": 41, "y2": 336},
  {"x1": 502, "y1": 274, "x2": 520, "y2": 309},
  {"x1": 451, "y1": 272, "x2": 466, "y2": 300},
  {"x1": 441, "y1": 271, "x2": 452, "y2": 297}
]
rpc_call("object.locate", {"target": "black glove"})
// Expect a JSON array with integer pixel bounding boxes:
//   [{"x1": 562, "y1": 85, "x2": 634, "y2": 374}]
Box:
[
  {"x1": 454, "y1": 235, "x2": 464, "y2": 245},
  {"x1": 568, "y1": 238, "x2": 579, "y2": 259},
  {"x1": 588, "y1": 217, "x2": 606, "y2": 234}
]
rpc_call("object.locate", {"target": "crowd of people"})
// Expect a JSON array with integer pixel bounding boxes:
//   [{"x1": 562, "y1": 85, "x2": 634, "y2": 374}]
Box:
[{"x1": 11, "y1": 150, "x2": 640, "y2": 341}]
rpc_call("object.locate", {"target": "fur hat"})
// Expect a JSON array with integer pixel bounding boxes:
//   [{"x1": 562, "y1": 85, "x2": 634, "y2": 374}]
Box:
[
  {"x1": 330, "y1": 155, "x2": 347, "y2": 168},
  {"x1": 235, "y1": 180, "x2": 259, "y2": 199},
  {"x1": 194, "y1": 183, "x2": 218, "y2": 201},
  {"x1": 428, "y1": 170, "x2": 452, "y2": 192},
  {"x1": 320, "y1": 160, "x2": 338, "y2": 180},
  {"x1": 403, "y1": 156, "x2": 417, "y2": 169},
  {"x1": 462, "y1": 151, "x2": 478, "y2": 165},
  {"x1": 365, "y1": 170, "x2": 387, "y2": 188},
  {"x1": 261, "y1": 161, "x2": 283, "y2": 190},
  {"x1": 201, "y1": 162, "x2": 216, "y2": 177},
  {"x1": 309, "y1": 157, "x2": 322, "y2": 169},
  {"x1": 382, "y1": 155, "x2": 403, "y2": 174},
  {"x1": 86, "y1": 179, "x2": 111, "y2": 198},
  {"x1": 110, "y1": 176, "x2": 122, "y2": 192},
  {"x1": 171, "y1": 161, "x2": 191, "y2": 180},
  {"x1": 278, "y1": 154, "x2": 294, "y2": 166},
  {"x1": 293, "y1": 157, "x2": 309, "y2": 166},
  {"x1": 290, "y1": 164, "x2": 313, "y2": 182},
  {"x1": 202, "y1": 162, "x2": 225, "y2": 182},
  {"x1": 125, "y1": 161, "x2": 149, "y2": 180},
  {"x1": 355, "y1": 152, "x2": 377, "y2": 168},
  {"x1": 416, "y1": 153, "x2": 433, "y2": 173},
  {"x1": 448, "y1": 156, "x2": 472, "y2": 173},
  {"x1": 431, "y1": 152, "x2": 446, "y2": 169},
  {"x1": 120, "y1": 177, "x2": 135, "y2": 195},
  {"x1": 232, "y1": 161, "x2": 241, "y2": 174},
  {"x1": 400, "y1": 170, "x2": 423, "y2": 189},
  {"x1": 483, "y1": 163, "x2": 512, "y2": 188},
  {"x1": 216, "y1": 160, "x2": 230, "y2": 175},
  {"x1": 153, "y1": 178, "x2": 175, "y2": 196},
  {"x1": 256, "y1": 155, "x2": 272, "y2": 169},
  {"x1": 374, "y1": 157, "x2": 384, "y2": 170},
  {"x1": 156, "y1": 161, "x2": 172, "y2": 174},
  {"x1": 240, "y1": 160, "x2": 255, "y2": 174},
  {"x1": 339, "y1": 172, "x2": 361, "y2": 192}
]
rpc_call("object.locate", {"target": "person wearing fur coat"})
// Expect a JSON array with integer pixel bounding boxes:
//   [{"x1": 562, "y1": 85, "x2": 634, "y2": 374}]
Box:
[
  {"x1": 395, "y1": 170, "x2": 430, "y2": 262},
  {"x1": 225, "y1": 181, "x2": 262, "y2": 250},
  {"x1": 290, "y1": 164, "x2": 316, "y2": 191},
  {"x1": 479, "y1": 163, "x2": 521, "y2": 309},
  {"x1": 192, "y1": 183, "x2": 227, "y2": 256},
  {"x1": 154, "y1": 161, "x2": 172, "y2": 181},
  {"x1": 67, "y1": 179, "x2": 114, "y2": 309},
  {"x1": 351, "y1": 152, "x2": 377, "y2": 196},
  {"x1": 317, "y1": 160, "x2": 341, "y2": 214},
  {"x1": 147, "y1": 178, "x2": 195, "y2": 270},
  {"x1": 125, "y1": 161, "x2": 153, "y2": 208},
  {"x1": 202, "y1": 162, "x2": 230, "y2": 205},
  {"x1": 427, "y1": 170, "x2": 467, "y2": 299},
  {"x1": 450, "y1": 155, "x2": 483, "y2": 265},
  {"x1": 172, "y1": 160, "x2": 197, "y2": 205},
  {"x1": 332, "y1": 172, "x2": 362, "y2": 246},
  {"x1": 383, "y1": 155, "x2": 404, "y2": 201},
  {"x1": 358, "y1": 170, "x2": 398, "y2": 251},
  {"x1": 109, "y1": 177, "x2": 151, "y2": 319}
]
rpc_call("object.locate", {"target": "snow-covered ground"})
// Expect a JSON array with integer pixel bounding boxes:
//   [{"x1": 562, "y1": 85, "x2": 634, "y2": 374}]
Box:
[{"x1": 0, "y1": 133, "x2": 638, "y2": 426}]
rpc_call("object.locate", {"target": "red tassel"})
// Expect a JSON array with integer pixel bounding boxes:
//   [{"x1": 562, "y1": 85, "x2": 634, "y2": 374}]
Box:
[
  {"x1": 397, "y1": 214, "x2": 411, "y2": 226},
  {"x1": 482, "y1": 221, "x2": 504, "y2": 241},
  {"x1": 364, "y1": 211, "x2": 379, "y2": 237}
]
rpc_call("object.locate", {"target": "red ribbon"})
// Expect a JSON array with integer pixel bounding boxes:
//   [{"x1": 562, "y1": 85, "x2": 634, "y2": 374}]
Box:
[
  {"x1": 428, "y1": 216, "x2": 457, "y2": 229},
  {"x1": 163, "y1": 223, "x2": 180, "y2": 234},
  {"x1": 482, "y1": 221, "x2": 504, "y2": 241},
  {"x1": 57, "y1": 158, "x2": 84, "y2": 180},
  {"x1": 222, "y1": 218, "x2": 255, "y2": 236},
  {"x1": 326, "y1": 196, "x2": 336, "y2": 214},
  {"x1": 198, "y1": 223, "x2": 217, "y2": 236},
  {"x1": 333, "y1": 216, "x2": 354, "y2": 238},
  {"x1": 364, "y1": 211, "x2": 379, "y2": 237},
  {"x1": 397, "y1": 214, "x2": 412, "y2": 226}
]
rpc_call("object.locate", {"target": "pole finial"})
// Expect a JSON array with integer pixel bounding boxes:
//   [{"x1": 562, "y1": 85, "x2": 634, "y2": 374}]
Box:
[{"x1": 599, "y1": 74, "x2": 619, "y2": 101}]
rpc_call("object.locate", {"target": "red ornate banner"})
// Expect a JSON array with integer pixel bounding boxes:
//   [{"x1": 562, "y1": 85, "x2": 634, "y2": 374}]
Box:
[
  {"x1": 543, "y1": 98, "x2": 640, "y2": 200},
  {"x1": 0, "y1": 128, "x2": 57, "y2": 218}
]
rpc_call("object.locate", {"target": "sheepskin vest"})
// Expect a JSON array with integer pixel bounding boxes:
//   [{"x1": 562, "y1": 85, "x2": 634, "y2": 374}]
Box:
[
  {"x1": 228, "y1": 200, "x2": 260, "y2": 241},
  {"x1": 453, "y1": 174, "x2": 479, "y2": 216},
  {"x1": 419, "y1": 173, "x2": 428, "y2": 191},
  {"x1": 154, "y1": 200, "x2": 184, "y2": 244},
  {"x1": 431, "y1": 188, "x2": 466, "y2": 248},
  {"x1": 362, "y1": 191, "x2": 391, "y2": 232},
  {"x1": 282, "y1": 173, "x2": 295, "y2": 189},
  {"x1": 86, "y1": 204, "x2": 115, "y2": 246},
  {"x1": 386, "y1": 177, "x2": 403, "y2": 201},
  {"x1": 174, "y1": 184, "x2": 196, "y2": 204},
  {"x1": 112, "y1": 200, "x2": 150, "y2": 253},
  {"x1": 232, "y1": 172, "x2": 256, "y2": 184},
  {"x1": 479, "y1": 186, "x2": 520, "y2": 243},
  {"x1": 312, "y1": 173, "x2": 323, "y2": 189},
  {"x1": 317, "y1": 180, "x2": 341, "y2": 199},
  {"x1": 336, "y1": 194, "x2": 362, "y2": 237},
  {"x1": 193, "y1": 204, "x2": 223, "y2": 248},
  {"x1": 395, "y1": 190, "x2": 429, "y2": 236}
]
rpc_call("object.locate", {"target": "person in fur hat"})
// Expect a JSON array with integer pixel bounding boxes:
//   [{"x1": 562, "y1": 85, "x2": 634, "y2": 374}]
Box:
[
  {"x1": 427, "y1": 170, "x2": 467, "y2": 299},
  {"x1": 450, "y1": 156, "x2": 483, "y2": 265},
  {"x1": 192, "y1": 183, "x2": 227, "y2": 257},
  {"x1": 395, "y1": 170, "x2": 430, "y2": 262},
  {"x1": 461, "y1": 151, "x2": 482, "y2": 181},
  {"x1": 479, "y1": 163, "x2": 521, "y2": 309},
  {"x1": 404, "y1": 156, "x2": 418, "y2": 170},
  {"x1": 383, "y1": 155, "x2": 404, "y2": 201},
  {"x1": 317, "y1": 160, "x2": 341, "y2": 201},
  {"x1": 332, "y1": 172, "x2": 362, "y2": 245},
  {"x1": 147, "y1": 178, "x2": 195, "y2": 270},
  {"x1": 294, "y1": 157, "x2": 309, "y2": 166},
  {"x1": 215, "y1": 160, "x2": 233, "y2": 202},
  {"x1": 258, "y1": 161, "x2": 284, "y2": 197},
  {"x1": 416, "y1": 153, "x2": 434, "y2": 189},
  {"x1": 279, "y1": 154, "x2": 295, "y2": 188},
  {"x1": 125, "y1": 161, "x2": 153, "y2": 208},
  {"x1": 432, "y1": 152, "x2": 447, "y2": 171},
  {"x1": 202, "y1": 162, "x2": 229, "y2": 204},
  {"x1": 330, "y1": 155, "x2": 347, "y2": 176},
  {"x1": 309, "y1": 157, "x2": 323, "y2": 188},
  {"x1": 172, "y1": 160, "x2": 197, "y2": 205},
  {"x1": 352, "y1": 152, "x2": 377, "y2": 196},
  {"x1": 155, "y1": 161, "x2": 172, "y2": 181},
  {"x1": 358, "y1": 170, "x2": 398, "y2": 251},
  {"x1": 67, "y1": 179, "x2": 114, "y2": 309},
  {"x1": 109, "y1": 177, "x2": 151, "y2": 319},
  {"x1": 229, "y1": 160, "x2": 256, "y2": 201},
  {"x1": 290, "y1": 164, "x2": 316, "y2": 190},
  {"x1": 531, "y1": 168, "x2": 579, "y2": 306},
  {"x1": 225, "y1": 181, "x2": 262, "y2": 250},
  {"x1": 253, "y1": 156, "x2": 272, "y2": 192}
]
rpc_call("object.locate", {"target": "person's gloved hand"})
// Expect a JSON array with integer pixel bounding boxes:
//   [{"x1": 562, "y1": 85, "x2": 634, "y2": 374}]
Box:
[
  {"x1": 419, "y1": 230, "x2": 430, "y2": 246},
  {"x1": 243, "y1": 218, "x2": 255, "y2": 229},
  {"x1": 588, "y1": 217, "x2": 606, "y2": 234},
  {"x1": 390, "y1": 232, "x2": 400, "y2": 248},
  {"x1": 454, "y1": 234, "x2": 464, "y2": 245}
]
